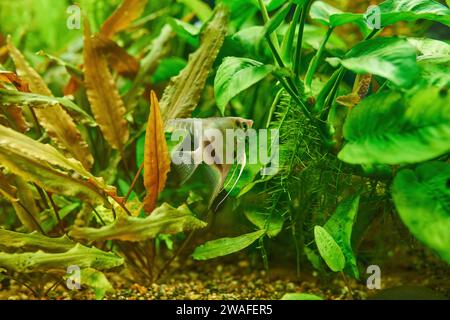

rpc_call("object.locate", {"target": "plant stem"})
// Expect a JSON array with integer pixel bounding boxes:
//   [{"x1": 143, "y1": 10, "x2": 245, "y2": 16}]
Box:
[
  {"x1": 47, "y1": 192, "x2": 65, "y2": 235},
  {"x1": 124, "y1": 162, "x2": 144, "y2": 203},
  {"x1": 294, "y1": 0, "x2": 312, "y2": 78},
  {"x1": 257, "y1": 0, "x2": 281, "y2": 54},
  {"x1": 305, "y1": 27, "x2": 334, "y2": 89}
]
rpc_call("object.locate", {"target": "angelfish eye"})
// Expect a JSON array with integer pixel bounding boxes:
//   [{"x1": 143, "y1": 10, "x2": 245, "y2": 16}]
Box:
[{"x1": 241, "y1": 122, "x2": 248, "y2": 130}]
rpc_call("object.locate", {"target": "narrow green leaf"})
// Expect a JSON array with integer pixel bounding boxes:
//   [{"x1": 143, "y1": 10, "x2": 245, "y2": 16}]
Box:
[
  {"x1": 0, "y1": 89, "x2": 96, "y2": 125},
  {"x1": 193, "y1": 230, "x2": 265, "y2": 260}
]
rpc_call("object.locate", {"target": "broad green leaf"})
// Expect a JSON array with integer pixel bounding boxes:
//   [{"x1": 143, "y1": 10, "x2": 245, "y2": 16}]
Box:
[
  {"x1": 327, "y1": 38, "x2": 418, "y2": 88},
  {"x1": 193, "y1": 230, "x2": 265, "y2": 260},
  {"x1": 408, "y1": 38, "x2": 450, "y2": 87},
  {"x1": 244, "y1": 211, "x2": 283, "y2": 238},
  {"x1": 160, "y1": 5, "x2": 229, "y2": 122},
  {"x1": 215, "y1": 57, "x2": 274, "y2": 114},
  {"x1": 0, "y1": 229, "x2": 75, "y2": 253},
  {"x1": 314, "y1": 225, "x2": 345, "y2": 272},
  {"x1": 339, "y1": 87, "x2": 450, "y2": 165},
  {"x1": 0, "y1": 89, "x2": 96, "y2": 125},
  {"x1": 407, "y1": 38, "x2": 450, "y2": 62},
  {"x1": 69, "y1": 203, "x2": 206, "y2": 242},
  {"x1": 392, "y1": 162, "x2": 450, "y2": 264},
  {"x1": 79, "y1": 268, "x2": 113, "y2": 300},
  {"x1": 0, "y1": 243, "x2": 124, "y2": 273},
  {"x1": 311, "y1": 0, "x2": 450, "y2": 28},
  {"x1": 0, "y1": 124, "x2": 115, "y2": 205},
  {"x1": 281, "y1": 293, "x2": 324, "y2": 300},
  {"x1": 324, "y1": 195, "x2": 360, "y2": 279}
]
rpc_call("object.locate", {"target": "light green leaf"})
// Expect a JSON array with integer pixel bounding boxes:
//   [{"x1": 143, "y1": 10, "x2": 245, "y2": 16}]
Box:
[
  {"x1": 69, "y1": 203, "x2": 206, "y2": 242},
  {"x1": 0, "y1": 243, "x2": 124, "y2": 273},
  {"x1": 324, "y1": 195, "x2": 360, "y2": 279},
  {"x1": 311, "y1": 0, "x2": 450, "y2": 28},
  {"x1": 160, "y1": 5, "x2": 229, "y2": 122},
  {"x1": 167, "y1": 18, "x2": 200, "y2": 47},
  {"x1": 80, "y1": 268, "x2": 113, "y2": 300},
  {"x1": 314, "y1": 225, "x2": 345, "y2": 272},
  {"x1": 0, "y1": 229, "x2": 75, "y2": 253},
  {"x1": 392, "y1": 162, "x2": 450, "y2": 264},
  {"x1": 281, "y1": 293, "x2": 324, "y2": 300},
  {"x1": 244, "y1": 211, "x2": 283, "y2": 238},
  {"x1": 339, "y1": 87, "x2": 450, "y2": 165},
  {"x1": 177, "y1": 0, "x2": 213, "y2": 22},
  {"x1": 193, "y1": 230, "x2": 265, "y2": 260},
  {"x1": 0, "y1": 89, "x2": 96, "y2": 125},
  {"x1": 215, "y1": 57, "x2": 274, "y2": 114},
  {"x1": 0, "y1": 124, "x2": 115, "y2": 205},
  {"x1": 328, "y1": 37, "x2": 419, "y2": 88}
]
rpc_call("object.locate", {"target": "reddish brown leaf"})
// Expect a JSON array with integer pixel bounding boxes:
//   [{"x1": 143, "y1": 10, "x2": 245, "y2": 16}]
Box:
[
  {"x1": 93, "y1": 34, "x2": 140, "y2": 78},
  {"x1": 143, "y1": 91, "x2": 171, "y2": 214},
  {"x1": 100, "y1": 0, "x2": 148, "y2": 39},
  {"x1": 83, "y1": 19, "x2": 129, "y2": 151}
]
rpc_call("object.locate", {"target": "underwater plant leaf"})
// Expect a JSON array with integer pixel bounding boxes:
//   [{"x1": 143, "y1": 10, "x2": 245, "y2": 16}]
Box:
[
  {"x1": 244, "y1": 211, "x2": 283, "y2": 238},
  {"x1": 159, "y1": 5, "x2": 229, "y2": 122},
  {"x1": 263, "y1": 2, "x2": 293, "y2": 37},
  {"x1": 69, "y1": 203, "x2": 206, "y2": 242},
  {"x1": 79, "y1": 268, "x2": 114, "y2": 300},
  {"x1": 0, "y1": 173, "x2": 40, "y2": 231},
  {"x1": 314, "y1": 225, "x2": 345, "y2": 272},
  {"x1": 0, "y1": 89, "x2": 95, "y2": 125},
  {"x1": 0, "y1": 243, "x2": 124, "y2": 273},
  {"x1": 9, "y1": 175, "x2": 41, "y2": 232},
  {"x1": 178, "y1": 0, "x2": 213, "y2": 22},
  {"x1": 324, "y1": 194, "x2": 360, "y2": 279},
  {"x1": 214, "y1": 57, "x2": 274, "y2": 114},
  {"x1": 327, "y1": 38, "x2": 418, "y2": 88},
  {"x1": 311, "y1": 0, "x2": 450, "y2": 28},
  {"x1": 407, "y1": 37, "x2": 450, "y2": 62},
  {"x1": 7, "y1": 39, "x2": 94, "y2": 169},
  {"x1": 84, "y1": 19, "x2": 129, "y2": 151},
  {"x1": 339, "y1": 87, "x2": 450, "y2": 165},
  {"x1": 0, "y1": 229, "x2": 75, "y2": 253},
  {"x1": 168, "y1": 18, "x2": 200, "y2": 47},
  {"x1": 143, "y1": 91, "x2": 171, "y2": 213},
  {"x1": 100, "y1": 0, "x2": 148, "y2": 38},
  {"x1": 124, "y1": 25, "x2": 174, "y2": 109},
  {"x1": 93, "y1": 35, "x2": 140, "y2": 77},
  {"x1": 192, "y1": 230, "x2": 265, "y2": 260},
  {"x1": 0, "y1": 124, "x2": 114, "y2": 205},
  {"x1": 281, "y1": 293, "x2": 324, "y2": 300},
  {"x1": 392, "y1": 161, "x2": 450, "y2": 264}
]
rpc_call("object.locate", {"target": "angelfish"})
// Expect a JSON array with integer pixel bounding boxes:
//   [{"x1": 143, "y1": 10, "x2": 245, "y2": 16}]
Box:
[{"x1": 166, "y1": 117, "x2": 254, "y2": 210}]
